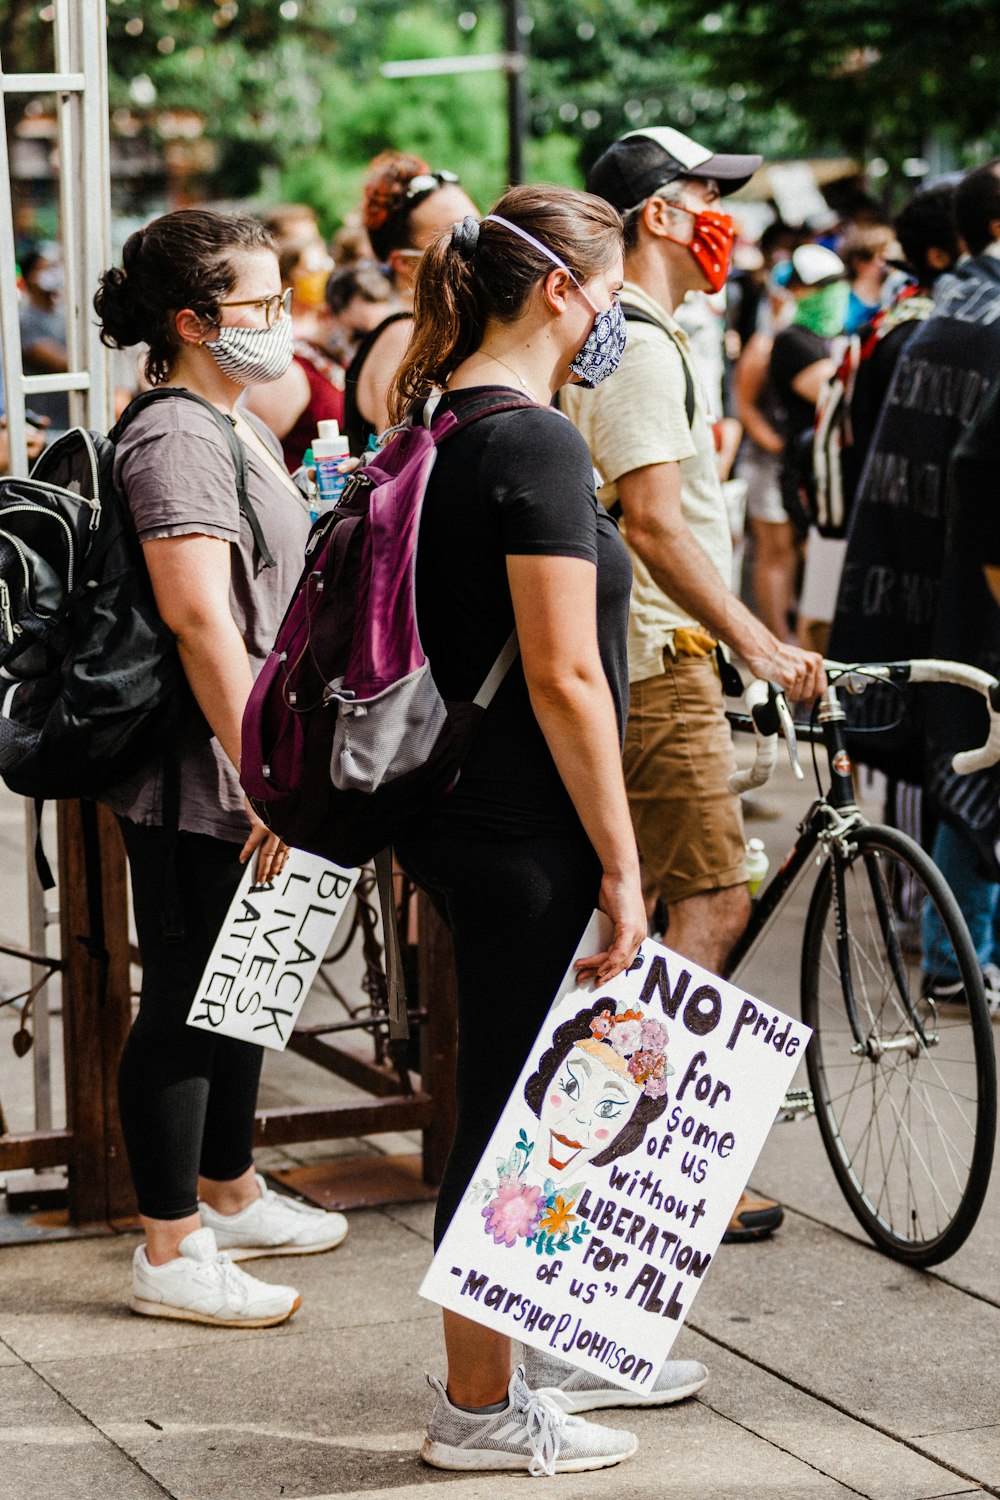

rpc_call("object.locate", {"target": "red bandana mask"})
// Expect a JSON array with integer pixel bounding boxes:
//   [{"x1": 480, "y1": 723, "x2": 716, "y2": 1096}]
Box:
[{"x1": 663, "y1": 204, "x2": 736, "y2": 293}]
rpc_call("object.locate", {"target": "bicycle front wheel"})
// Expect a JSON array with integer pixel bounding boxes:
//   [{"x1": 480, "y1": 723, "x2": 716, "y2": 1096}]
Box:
[{"x1": 802, "y1": 823, "x2": 997, "y2": 1265}]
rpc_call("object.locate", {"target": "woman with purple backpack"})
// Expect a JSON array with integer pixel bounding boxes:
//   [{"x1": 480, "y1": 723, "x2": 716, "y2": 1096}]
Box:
[{"x1": 385, "y1": 184, "x2": 708, "y2": 1476}]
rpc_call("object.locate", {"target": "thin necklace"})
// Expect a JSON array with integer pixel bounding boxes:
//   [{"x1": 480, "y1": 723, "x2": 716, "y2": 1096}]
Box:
[{"x1": 470, "y1": 350, "x2": 542, "y2": 403}]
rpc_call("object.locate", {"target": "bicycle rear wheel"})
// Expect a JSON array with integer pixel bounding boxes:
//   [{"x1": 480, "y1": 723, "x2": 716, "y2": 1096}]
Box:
[{"x1": 801, "y1": 822, "x2": 996, "y2": 1265}]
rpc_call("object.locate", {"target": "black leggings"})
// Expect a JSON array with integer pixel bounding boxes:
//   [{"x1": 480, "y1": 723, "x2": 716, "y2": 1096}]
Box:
[
  {"x1": 117, "y1": 819, "x2": 264, "y2": 1220},
  {"x1": 396, "y1": 826, "x2": 601, "y2": 1247}
]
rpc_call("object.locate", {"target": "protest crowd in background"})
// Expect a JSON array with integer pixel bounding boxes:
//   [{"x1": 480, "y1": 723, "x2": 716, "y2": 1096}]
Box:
[{"x1": 6, "y1": 119, "x2": 1000, "y2": 1479}]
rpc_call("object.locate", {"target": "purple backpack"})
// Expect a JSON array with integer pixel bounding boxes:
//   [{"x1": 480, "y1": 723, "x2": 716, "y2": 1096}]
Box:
[{"x1": 241, "y1": 392, "x2": 532, "y2": 874}]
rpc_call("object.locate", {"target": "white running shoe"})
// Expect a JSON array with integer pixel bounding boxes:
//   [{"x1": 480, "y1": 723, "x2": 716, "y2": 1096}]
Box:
[
  {"x1": 523, "y1": 1345, "x2": 708, "y2": 1414},
  {"x1": 199, "y1": 1174, "x2": 349, "y2": 1262},
  {"x1": 130, "y1": 1227, "x2": 301, "y2": 1328},
  {"x1": 420, "y1": 1364, "x2": 638, "y2": 1476}
]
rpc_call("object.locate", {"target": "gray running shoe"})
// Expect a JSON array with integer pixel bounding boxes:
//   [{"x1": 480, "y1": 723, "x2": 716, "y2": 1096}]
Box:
[
  {"x1": 523, "y1": 1345, "x2": 708, "y2": 1414},
  {"x1": 420, "y1": 1364, "x2": 637, "y2": 1476}
]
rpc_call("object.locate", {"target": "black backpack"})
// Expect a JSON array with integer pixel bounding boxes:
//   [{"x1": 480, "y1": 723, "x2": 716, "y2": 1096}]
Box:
[{"x1": 0, "y1": 388, "x2": 271, "y2": 840}]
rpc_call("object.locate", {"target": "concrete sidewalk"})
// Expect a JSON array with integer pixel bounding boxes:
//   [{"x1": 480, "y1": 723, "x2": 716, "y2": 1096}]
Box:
[
  {"x1": 1, "y1": 772, "x2": 998, "y2": 1498},
  {"x1": 0, "y1": 1137, "x2": 997, "y2": 1500}
]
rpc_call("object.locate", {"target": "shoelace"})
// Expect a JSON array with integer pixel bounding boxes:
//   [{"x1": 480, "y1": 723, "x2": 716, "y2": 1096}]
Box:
[
  {"x1": 200, "y1": 1250, "x2": 251, "y2": 1311},
  {"x1": 515, "y1": 1388, "x2": 566, "y2": 1479}
]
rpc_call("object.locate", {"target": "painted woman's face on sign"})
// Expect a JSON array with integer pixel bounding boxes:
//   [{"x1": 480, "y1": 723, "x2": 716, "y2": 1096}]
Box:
[{"x1": 537, "y1": 1041, "x2": 644, "y2": 1174}]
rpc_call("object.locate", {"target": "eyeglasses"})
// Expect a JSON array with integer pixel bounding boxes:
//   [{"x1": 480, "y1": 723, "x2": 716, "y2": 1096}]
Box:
[
  {"x1": 215, "y1": 286, "x2": 293, "y2": 328},
  {"x1": 403, "y1": 169, "x2": 459, "y2": 205}
]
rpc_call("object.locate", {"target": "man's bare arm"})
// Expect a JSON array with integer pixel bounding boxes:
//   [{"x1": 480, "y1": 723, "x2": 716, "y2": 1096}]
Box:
[{"x1": 618, "y1": 461, "x2": 826, "y2": 699}]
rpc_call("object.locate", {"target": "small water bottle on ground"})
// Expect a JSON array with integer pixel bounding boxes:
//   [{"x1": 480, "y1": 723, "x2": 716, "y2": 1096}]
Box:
[{"x1": 745, "y1": 837, "x2": 770, "y2": 897}]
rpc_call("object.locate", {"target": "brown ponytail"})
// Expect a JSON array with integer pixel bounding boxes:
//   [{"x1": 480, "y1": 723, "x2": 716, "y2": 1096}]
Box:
[{"x1": 388, "y1": 183, "x2": 623, "y2": 424}]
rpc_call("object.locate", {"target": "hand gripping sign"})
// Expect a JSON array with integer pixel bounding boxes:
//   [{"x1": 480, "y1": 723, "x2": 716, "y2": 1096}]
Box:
[
  {"x1": 187, "y1": 849, "x2": 359, "y2": 1051},
  {"x1": 420, "y1": 913, "x2": 810, "y2": 1392}
]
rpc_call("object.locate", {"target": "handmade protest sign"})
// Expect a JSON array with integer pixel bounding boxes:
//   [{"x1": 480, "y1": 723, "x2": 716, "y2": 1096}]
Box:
[
  {"x1": 420, "y1": 913, "x2": 811, "y2": 1392},
  {"x1": 186, "y1": 849, "x2": 359, "y2": 1051}
]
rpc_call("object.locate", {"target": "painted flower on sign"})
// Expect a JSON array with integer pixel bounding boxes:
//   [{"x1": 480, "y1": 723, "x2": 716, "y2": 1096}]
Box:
[{"x1": 482, "y1": 1176, "x2": 544, "y2": 1247}]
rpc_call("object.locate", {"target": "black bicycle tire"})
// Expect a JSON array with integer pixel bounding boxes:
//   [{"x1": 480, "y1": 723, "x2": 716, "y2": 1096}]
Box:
[{"x1": 801, "y1": 822, "x2": 997, "y2": 1266}]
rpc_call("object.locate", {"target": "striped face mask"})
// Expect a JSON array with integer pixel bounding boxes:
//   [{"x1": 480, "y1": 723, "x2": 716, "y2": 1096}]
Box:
[{"x1": 204, "y1": 315, "x2": 294, "y2": 386}]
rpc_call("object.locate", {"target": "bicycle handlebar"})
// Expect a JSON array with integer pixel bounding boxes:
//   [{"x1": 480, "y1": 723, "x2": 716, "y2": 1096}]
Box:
[
  {"x1": 727, "y1": 658, "x2": 1000, "y2": 794},
  {"x1": 728, "y1": 679, "x2": 780, "y2": 794}
]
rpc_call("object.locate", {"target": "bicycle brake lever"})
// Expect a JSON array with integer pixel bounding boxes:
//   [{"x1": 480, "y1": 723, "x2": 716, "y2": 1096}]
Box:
[{"x1": 774, "y1": 690, "x2": 805, "y2": 780}]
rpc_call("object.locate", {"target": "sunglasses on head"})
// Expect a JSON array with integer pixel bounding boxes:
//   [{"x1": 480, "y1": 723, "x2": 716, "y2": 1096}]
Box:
[{"x1": 403, "y1": 169, "x2": 460, "y2": 205}]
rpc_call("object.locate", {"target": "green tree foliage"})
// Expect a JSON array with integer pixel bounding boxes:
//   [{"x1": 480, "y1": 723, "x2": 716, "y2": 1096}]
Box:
[{"x1": 664, "y1": 0, "x2": 1000, "y2": 167}]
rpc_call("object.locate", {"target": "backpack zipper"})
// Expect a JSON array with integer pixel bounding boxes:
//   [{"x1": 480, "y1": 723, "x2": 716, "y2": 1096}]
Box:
[
  {"x1": 0, "y1": 506, "x2": 75, "y2": 591},
  {"x1": 0, "y1": 579, "x2": 13, "y2": 644}
]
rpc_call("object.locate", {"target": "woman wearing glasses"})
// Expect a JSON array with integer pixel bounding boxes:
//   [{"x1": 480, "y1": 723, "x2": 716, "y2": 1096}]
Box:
[
  {"x1": 344, "y1": 150, "x2": 477, "y2": 454},
  {"x1": 94, "y1": 208, "x2": 348, "y2": 1329}
]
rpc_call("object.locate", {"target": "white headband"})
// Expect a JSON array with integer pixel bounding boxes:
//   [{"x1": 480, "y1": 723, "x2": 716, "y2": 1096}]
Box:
[{"x1": 484, "y1": 214, "x2": 574, "y2": 278}]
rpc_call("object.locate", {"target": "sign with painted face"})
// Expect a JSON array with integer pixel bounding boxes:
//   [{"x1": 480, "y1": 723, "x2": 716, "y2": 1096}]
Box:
[
  {"x1": 186, "y1": 849, "x2": 359, "y2": 1051},
  {"x1": 420, "y1": 914, "x2": 811, "y2": 1392}
]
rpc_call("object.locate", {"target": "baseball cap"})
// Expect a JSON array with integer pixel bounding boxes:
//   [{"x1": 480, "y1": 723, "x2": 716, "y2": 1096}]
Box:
[
  {"x1": 586, "y1": 127, "x2": 762, "y2": 211},
  {"x1": 789, "y1": 243, "x2": 845, "y2": 286}
]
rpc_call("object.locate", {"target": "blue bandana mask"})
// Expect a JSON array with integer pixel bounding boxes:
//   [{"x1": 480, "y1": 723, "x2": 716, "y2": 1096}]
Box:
[{"x1": 484, "y1": 214, "x2": 627, "y2": 388}]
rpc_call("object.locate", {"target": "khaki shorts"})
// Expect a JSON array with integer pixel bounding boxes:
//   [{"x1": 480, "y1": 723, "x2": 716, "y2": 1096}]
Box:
[{"x1": 623, "y1": 652, "x2": 747, "y2": 905}]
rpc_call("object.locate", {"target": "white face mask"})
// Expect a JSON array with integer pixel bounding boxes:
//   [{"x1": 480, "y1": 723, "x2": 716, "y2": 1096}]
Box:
[{"x1": 204, "y1": 316, "x2": 294, "y2": 385}]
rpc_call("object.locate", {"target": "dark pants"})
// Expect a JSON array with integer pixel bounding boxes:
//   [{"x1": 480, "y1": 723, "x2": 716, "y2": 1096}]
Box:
[
  {"x1": 396, "y1": 826, "x2": 601, "y2": 1247},
  {"x1": 117, "y1": 819, "x2": 263, "y2": 1220}
]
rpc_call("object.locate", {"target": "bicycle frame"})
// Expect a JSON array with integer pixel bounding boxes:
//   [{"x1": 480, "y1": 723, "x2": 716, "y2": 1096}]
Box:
[
  {"x1": 724, "y1": 684, "x2": 854, "y2": 978},
  {"x1": 723, "y1": 680, "x2": 931, "y2": 1054}
]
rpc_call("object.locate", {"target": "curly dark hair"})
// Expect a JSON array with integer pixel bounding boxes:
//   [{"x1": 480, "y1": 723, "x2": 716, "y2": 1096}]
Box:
[
  {"x1": 523, "y1": 998, "x2": 668, "y2": 1168},
  {"x1": 93, "y1": 208, "x2": 275, "y2": 385}
]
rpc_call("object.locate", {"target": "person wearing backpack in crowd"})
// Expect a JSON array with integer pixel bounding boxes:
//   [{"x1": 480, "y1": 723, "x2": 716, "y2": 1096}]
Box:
[
  {"x1": 831, "y1": 162, "x2": 1000, "y2": 1012},
  {"x1": 344, "y1": 151, "x2": 477, "y2": 455},
  {"x1": 378, "y1": 182, "x2": 710, "y2": 1475},
  {"x1": 560, "y1": 127, "x2": 826, "y2": 1246},
  {"x1": 93, "y1": 209, "x2": 349, "y2": 1329},
  {"x1": 826, "y1": 185, "x2": 960, "y2": 855}
]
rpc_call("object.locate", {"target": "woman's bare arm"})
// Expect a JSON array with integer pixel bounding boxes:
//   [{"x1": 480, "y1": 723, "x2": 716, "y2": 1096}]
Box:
[
  {"x1": 507, "y1": 552, "x2": 645, "y2": 983},
  {"x1": 142, "y1": 533, "x2": 285, "y2": 882}
]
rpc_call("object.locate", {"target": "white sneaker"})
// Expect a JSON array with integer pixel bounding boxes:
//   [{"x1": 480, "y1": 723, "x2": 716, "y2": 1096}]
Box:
[
  {"x1": 523, "y1": 1345, "x2": 708, "y2": 1413},
  {"x1": 421, "y1": 1365, "x2": 638, "y2": 1476},
  {"x1": 130, "y1": 1227, "x2": 301, "y2": 1328},
  {"x1": 199, "y1": 1174, "x2": 349, "y2": 1262}
]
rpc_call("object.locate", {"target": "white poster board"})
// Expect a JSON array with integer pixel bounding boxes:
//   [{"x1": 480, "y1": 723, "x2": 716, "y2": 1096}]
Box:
[
  {"x1": 186, "y1": 849, "x2": 359, "y2": 1050},
  {"x1": 420, "y1": 915, "x2": 810, "y2": 1392}
]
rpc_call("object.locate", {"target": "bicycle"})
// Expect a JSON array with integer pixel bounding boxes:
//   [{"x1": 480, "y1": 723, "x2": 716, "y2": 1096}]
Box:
[{"x1": 722, "y1": 658, "x2": 1000, "y2": 1267}]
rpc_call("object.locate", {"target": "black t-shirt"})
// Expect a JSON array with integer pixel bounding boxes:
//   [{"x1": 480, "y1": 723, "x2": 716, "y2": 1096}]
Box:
[
  {"x1": 413, "y1": 387, "x2": 631, "y2": 838},
  {"x1": 769, "y1": 324, "x2": 829, "y2": 441}
]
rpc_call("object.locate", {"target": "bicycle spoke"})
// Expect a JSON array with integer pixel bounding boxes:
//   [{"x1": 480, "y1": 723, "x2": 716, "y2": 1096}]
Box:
[{"x1": 803, "y1": 827, "x2": 993, "y2": 1262}]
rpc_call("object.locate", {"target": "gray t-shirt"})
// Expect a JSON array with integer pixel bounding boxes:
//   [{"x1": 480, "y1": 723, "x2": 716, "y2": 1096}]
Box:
[{"x1": 101, "y1": 395, "x2": 311, "y2": 843}]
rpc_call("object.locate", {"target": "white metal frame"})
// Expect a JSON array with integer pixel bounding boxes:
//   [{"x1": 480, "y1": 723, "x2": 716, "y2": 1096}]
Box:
[{"x1": 0, "y1": 0, "x2": 111, "y2": 1133}]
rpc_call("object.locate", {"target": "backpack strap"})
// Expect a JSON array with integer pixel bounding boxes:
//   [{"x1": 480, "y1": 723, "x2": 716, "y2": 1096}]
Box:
[
  {"x1": 112, "y1": 387, "x2": 276, "y2": 570},
  {"x1": 374, "y1": 846, "x2": 408, "y2": 1040},
  {"x1": 620, "y1": 302, "x2": 696, "y2": 429},
  {"x1": 474, "y1": 630, "x2": 519, "y2": 708}
]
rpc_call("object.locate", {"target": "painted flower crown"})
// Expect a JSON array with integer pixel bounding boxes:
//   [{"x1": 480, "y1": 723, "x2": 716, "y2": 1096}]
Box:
[{"x1": 587, "y1": 1003, "x2": 672, "y2": 1099}]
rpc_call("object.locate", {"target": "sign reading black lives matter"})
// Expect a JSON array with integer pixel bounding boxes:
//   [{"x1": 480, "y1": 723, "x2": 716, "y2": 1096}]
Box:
[
  {"x1": 187, "y1": 850, "x2": 359, "y2": 1051},
  {"x1": 421, "y1": 913, "x2": 811, "y2": 1392}
]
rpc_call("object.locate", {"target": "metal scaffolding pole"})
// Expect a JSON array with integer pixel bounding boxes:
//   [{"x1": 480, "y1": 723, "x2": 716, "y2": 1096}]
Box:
[{"x1": 0, "y1": 0, "x2": 111, "y2": 1141}]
